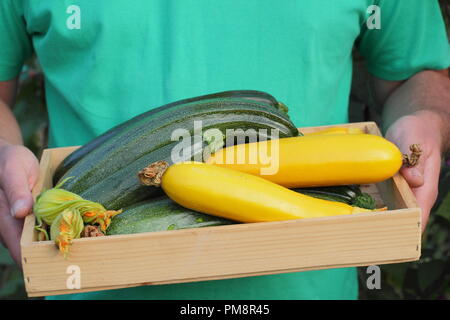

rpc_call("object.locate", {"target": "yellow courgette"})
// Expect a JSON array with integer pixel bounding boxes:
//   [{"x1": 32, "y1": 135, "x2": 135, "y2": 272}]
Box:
[
  {"x1": 138, "y1": 162, "x2": 372, "y2": 223},
  {"x1": 206, "y1": 134, "x2": 402, "y2": 188},
  {"x1": 304, "y1": 127, "x2": 364, "y2": 135}
]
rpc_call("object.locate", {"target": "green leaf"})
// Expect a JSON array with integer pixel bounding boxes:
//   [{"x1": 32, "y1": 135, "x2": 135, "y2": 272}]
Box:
[
  {"x1": 435, "y1": 192, "x2": 450, "y2": 222},
  {"x1": 0, "y1": 246, "x2": 15, "y2": 266},
  {"x1": 382, "y1": 264, "x2": 408, "y2": 290},
  {"x1": 417, "y1": 260, "x2": 446, "y2": 292},
  {"x1": 0, "y1": 267, "x2": 27, "y2": 299}
]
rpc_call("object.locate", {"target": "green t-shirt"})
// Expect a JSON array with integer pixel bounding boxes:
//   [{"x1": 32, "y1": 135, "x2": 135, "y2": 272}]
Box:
[{"x1": 1, "y1": 0, "x2": 449, "y2": 300}]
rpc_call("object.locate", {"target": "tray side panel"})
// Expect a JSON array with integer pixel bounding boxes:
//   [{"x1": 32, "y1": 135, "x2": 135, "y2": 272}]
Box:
[
  {"x1": 22, "y1": 209, "x2": 420, "y2": 296},
  {"x1": 26, "y1": 256, "x2": 418, "y2": 297},
  {"x1": 22, "y1": 147, "x2": 81, "y2": 292}
]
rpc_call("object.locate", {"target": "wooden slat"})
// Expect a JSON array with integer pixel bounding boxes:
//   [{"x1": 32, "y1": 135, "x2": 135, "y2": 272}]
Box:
[
  {"x1": 49, "y1": 146, "x2": 79, "y2": 169},
  {"x1": 27, "y1": 256, "x2": 418, "y2": 297},
  {"x1": 22, "y1": 208, "x2": 420, "y2": 295}
]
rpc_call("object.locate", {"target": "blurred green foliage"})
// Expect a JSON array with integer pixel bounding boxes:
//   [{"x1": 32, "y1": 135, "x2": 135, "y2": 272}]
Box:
[
  {"x1": 354, "y1": 0, "x2": 450, "y2": 299},
  {"x1": 0, "y1": 59, "x2": 47, "y2": 300},
  {"x1": 13, "y1": 61, "x2": 48, "y2": 155},
  {"x1": 1, "y1": 1, "x2": 449, "y2": 300},
  {"x1": 358, "y1": 165, "x2": 450, "y2": 300},
  {"x1": 0, "y1": 245, "x2": 27, "y2": 299}
]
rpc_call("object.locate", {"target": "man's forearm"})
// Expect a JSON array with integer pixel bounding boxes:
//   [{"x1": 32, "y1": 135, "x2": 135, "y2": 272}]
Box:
[
  {"x1": 0, "y1": 98, "x2": 23, "y2": 146},
  {"x1": 381, "y1": 70, "x2": 450, "y2": 153}
]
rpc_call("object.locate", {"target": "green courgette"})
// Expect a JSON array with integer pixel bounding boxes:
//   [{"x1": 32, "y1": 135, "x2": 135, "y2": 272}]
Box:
[
  {"x1": 53, "y1": 90, "x2": 287, "y2": 183},
  {"x1": 107, "y1": 196, "x2": 236, "y2": 235},
  {"x1": 293, "y1": 185, "x2": 377, "y2": 210},
  {"x1": 57, "y1": 96, "x2": 299, "y2": 209}
]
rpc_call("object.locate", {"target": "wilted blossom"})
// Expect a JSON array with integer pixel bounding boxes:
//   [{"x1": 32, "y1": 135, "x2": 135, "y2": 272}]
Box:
[
  {"x1": 33, "y1": 178, "x2": 84, "y2": 239},
  {"x1": 34, "y1": 189, "x2": 83, "y2": 222},
  {"x1": 34, "y1": 178, "x2": 122, "y2": 243},
  {"x1": 72, "y1": 201, "x2": 122, "y2": 232},
  {"x1": 50, "y1": 208, "x2": 84, "y2": 257}
]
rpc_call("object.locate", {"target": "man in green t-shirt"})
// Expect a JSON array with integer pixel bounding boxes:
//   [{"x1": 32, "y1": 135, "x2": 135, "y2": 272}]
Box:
[{"x1": 0, "y1": 1, "x2": 449, "y2": 299}]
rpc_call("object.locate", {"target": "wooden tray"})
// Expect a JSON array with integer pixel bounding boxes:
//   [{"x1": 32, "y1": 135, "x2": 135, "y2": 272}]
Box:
[{"x1": 21, "y1": 122, "x2": 421, "y2": 297}]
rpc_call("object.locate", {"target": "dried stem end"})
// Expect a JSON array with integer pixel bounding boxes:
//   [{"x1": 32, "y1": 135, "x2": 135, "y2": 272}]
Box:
[
  {"x1": 81, "y1": 225, "x2": 104, "y2": 238},
  {"x1": 138, "y1": 161, "x2": 169, "y2": 187},
  {"x1": 402, "y1": 144, "x2": 422, "y2": 167}
]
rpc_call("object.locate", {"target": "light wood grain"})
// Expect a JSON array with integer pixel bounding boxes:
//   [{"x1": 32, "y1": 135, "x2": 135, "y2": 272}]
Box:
[
  {"x1": 23, "y1": 209, "x2": 420, "y2": 296},
  {"x1": 22, "y1": 122, "x2": 422, "y2": 297},
  {"x1": 26, "y1": 255, "x2": 418, "y2": 297}
]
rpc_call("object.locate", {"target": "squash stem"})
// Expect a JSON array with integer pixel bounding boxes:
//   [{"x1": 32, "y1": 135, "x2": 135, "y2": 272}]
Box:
[
  {"x1": 138, "y1": 161, "x2": 170, "y2": 187},
  {"x1": 81, "y1": 225, "x2": 105, "y2": 237},
  {"x1": 402, "y1": 144, "x2": 422, "y2": 167}
]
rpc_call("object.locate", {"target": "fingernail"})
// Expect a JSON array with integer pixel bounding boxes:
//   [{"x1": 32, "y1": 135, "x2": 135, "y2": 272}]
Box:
[{"x1": 10, "y1": 199, "x2": 29, "y2": 217}]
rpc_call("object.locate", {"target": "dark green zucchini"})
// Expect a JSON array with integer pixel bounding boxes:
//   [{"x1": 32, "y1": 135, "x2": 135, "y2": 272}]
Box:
[
  {"x1": 293, "y1": 185, "x2": 377, "y2": 210},
  {"x1": 53, "y1": 90, "x2": 287, "y2": 183},
  {"x1": 107, "y1": 196, "x2": 236, "y2": 235},
  {"x1": 58, "y1": 98, "x2": 299, "y2": 197},
  {"x1": 79, "y1": 117, "x2": 295, "y2": 209}
]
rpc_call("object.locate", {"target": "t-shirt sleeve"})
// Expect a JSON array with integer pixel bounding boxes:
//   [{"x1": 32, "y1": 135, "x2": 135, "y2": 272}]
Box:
[
  {"x1": 0, "y1": 0, "x2": 33, "y2": 81},
  {"x1": 357, "y1": 0, "x2": 450, "y2": 81}
]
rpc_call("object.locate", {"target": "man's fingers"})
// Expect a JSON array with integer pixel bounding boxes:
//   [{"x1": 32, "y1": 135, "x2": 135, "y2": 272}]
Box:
[
  {"x1": 412, "y1": 153, "x2": 441, "y2": 230},
  {"x1": 0, "y1": 146, "x2": 39, "y2": 218},
  {"x1": 396, "y1": 138, "x2": 427, "y2": 189},
  {"x1": 384, "y1": 117, "x2": 429, "y2": 189},
  {"x1": 400, "y1": 165, "x2": 424, "y2": 188},
  {"x1": 0, "y1": 166, "x2": 34, "y2": 218},
  {"x1": 412, "y1": 183, "x2": 437, "y2": 230},
  {"x1": 0, "y1": 188, "x2": 24, "y2": 266},
  {"x1": 385, "y1": 114, "x2": 443, "y2": 232}
]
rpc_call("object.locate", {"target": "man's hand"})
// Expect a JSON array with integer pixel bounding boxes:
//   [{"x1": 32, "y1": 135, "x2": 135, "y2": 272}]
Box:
[
  {"x1": 0, "y1": 78, "x2": 40, "y2": 266},
  {"x1": 385, "y1": 111, "x2": 443, "y2": 230},
  {"x1": 0, "y1": 142, "x2": 39, "y2": 266},
  {"x1": 372, "y1": 70, "x2": 450, "y2": 232}
]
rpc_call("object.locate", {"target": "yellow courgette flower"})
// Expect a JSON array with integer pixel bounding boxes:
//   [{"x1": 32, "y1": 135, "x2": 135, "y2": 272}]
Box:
[
  {"x1": 33, "y1": 178, "x2": 83, "y2": 240},
  {"x1": 34, "y1": 178, "x2": 123, "y2": 242},
  {"x1": 73, "y1": 201, "x2": 122, "y2": 232},
  {"x1": 50, "y1": 208, "x2": 84, "y2": 257},
  {"x1": 34, "y1": 188, "x2": 83, "y2": 224}
]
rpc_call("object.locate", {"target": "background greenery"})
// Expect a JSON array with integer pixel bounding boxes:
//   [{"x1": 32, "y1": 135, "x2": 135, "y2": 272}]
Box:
[
  {"x1": 0, "y1": 1, "x2": 449, "y2": 300},
  {"x1": 350, "y1": 58, "x2": 450, "y2": 298}
]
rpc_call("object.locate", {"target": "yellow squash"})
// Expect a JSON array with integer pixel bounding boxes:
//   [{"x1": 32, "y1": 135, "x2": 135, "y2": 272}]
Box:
[
  {"x1": 304, "y1": 127, "x2": 364, "y2": 135},
  {"x1": 140, "y1": 162, "x2": 372, "y2": 223},
  {"x1": 206, "y1": 134, "x2": 402, "y2": 188}
]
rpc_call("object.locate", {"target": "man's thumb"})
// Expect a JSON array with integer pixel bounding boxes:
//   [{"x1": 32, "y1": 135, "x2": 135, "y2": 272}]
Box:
[
  {"x1": 400, "y1": 165, "x2": 424, "y2": 188},
  {"x1": 1, "y1": 169, "x2": 34, "y2": 218}
]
